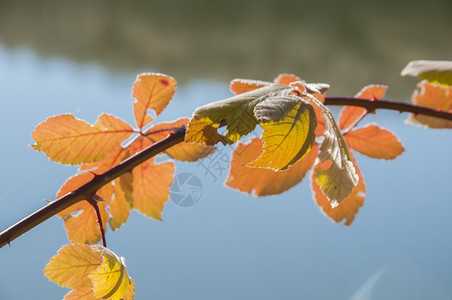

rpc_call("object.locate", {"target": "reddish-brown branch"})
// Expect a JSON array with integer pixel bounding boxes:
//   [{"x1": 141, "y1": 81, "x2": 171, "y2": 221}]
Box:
[
  {"x1": 324, "y1": 96, "x2": 452, "y2": 121},
  {"x1": 1, "y1": 96, "x2": 452, "y2": 249},
  {"x1": 0, "y1": 127, "x2": 186, "y2": 248}
]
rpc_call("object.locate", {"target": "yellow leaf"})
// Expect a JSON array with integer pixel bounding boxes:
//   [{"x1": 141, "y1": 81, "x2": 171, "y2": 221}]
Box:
[
  {"x1": 132, "y1": 73, "x2": 177, "y2": 129},
  {"x1": 88, "y1": 246, "x2": 132, "y2": 300},
  {"x1": 146, "y1": 118, "x2": 216, "y2": 161},
  {"x1": 132, "y1": 161, "x2": 175, "y2": 220},
  {"x1": 43, "y1": 244, "x2": 102, "y2": 289},
  {"x1": 247, "y1": 100, "x2": 316, "y2": 170},
  {"x1": 226, "y1": 138, "x2": 318, "y2": 196},
  {"x1": 45, "y1": 244, "x2": 134, "y2": 300},
  {"x1": 344, "y1": 124, "x2": 404, "y2": 159},
  {"x1": 32, "y1": 114, "x2": 133, "y2": 165},
  {"x1": 312, "y1": 152, "x2": 366, "y2": 226},
  {"x1": 406, "y1": 81, "x2": 452, "y2": 128},
  {"x1": 401, "y1": 60, "x2": 452, "y2": 86}
]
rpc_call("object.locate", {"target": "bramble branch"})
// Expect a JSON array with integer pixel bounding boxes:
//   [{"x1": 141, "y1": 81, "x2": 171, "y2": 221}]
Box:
[
  {"x1": 0, "y1": 127, "x2": 186, "y2": 248},
  {"x1": 324, "y1": 96, "x2": 452, "y2": 121},
  {"x1": 0, "y1": 97, "x2": 451, "y2": 249}
]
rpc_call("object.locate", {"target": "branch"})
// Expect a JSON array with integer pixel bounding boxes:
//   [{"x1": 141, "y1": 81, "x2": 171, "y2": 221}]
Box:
[
  {"x1": 0, "y1": 126, "x2": 186, "y2": 248},
  {"x1": 324, "y1": 96, "x2": 452, "y2": 121},
  {"x1": 1, "y1": 96, "x2": 451, "y2": 249}
]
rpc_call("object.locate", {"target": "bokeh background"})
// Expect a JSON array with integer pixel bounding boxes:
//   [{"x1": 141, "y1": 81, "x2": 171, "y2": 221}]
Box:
[{"x1": 1, "y1": 1, "x2": 451, "y2": 299}]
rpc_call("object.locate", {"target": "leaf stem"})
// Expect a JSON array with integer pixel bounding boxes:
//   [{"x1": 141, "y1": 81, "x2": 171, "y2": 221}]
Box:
[
  {"x1": 88, "y1": 196, "x2": 107, "y2": 248},
  {"x1": 0, "y1": 126, "x2": 186, "y2": 248}
]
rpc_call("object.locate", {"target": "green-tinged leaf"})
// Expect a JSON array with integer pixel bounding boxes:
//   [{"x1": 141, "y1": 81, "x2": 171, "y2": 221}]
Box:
[
  {"x1": 186, "y1": 84, "x2": 296, "y2": 144},
  {"x1": 401, "y1": 60, "x2": 452, "y2": 86},
  {"x1": 248, "y1": 98, "x2": 317, "y2": 170},
  {"x1": 306, "y1": 94, "x2": 359, "y2": 207}
]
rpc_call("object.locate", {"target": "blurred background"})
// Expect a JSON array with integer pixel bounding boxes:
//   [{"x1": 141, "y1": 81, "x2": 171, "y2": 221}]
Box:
[{"x1": 0, "y1": 0, "x2": 451, "y2": 299}]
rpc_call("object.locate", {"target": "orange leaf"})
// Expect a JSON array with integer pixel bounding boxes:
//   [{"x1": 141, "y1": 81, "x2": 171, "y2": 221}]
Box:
[
  {"x1": 56, "y1": 172, "x2": 110, "y2": 243},
  {"x1": 65, "y1": 285, "x2": 99, "y2": 300},
  {"x1": 338, "y1": 85, "x2": 387, "y2": 130},
  {"x1": 80, "y1": 147, "x2": 129, "y2": 174},
  {"x1": 56, "y1": 172, "x2": 95, "y2": 218},
  {"x1": 229, "y1": 79, "x2": 269, "y2": 95},
  {"x1": 32, "y1": 114, "x2": 133, "y2": 165},
  {"x1": 146, "y1": 118, "x2": 216, "y2": 161},
  {"x1": 226, "y1": 138, "x2": 318, "y2": 196},
  {"x1": 132, "y1": 73, "x2": 176, "y2": 129},
  {"x1": 132, "y1": 161, "x2": 175, "y2": 220},
  {"x1": 64, "y1": 199, "x2": 109, "y2": 244},
  {"x1": 311, "y1": 153, "x2": 366, "y2": 226},
  {"x1": 407, "y1": 81, "x2": 452, "y2": 128},
  {"x1": 43, "y1": 244, "x2": 102, "y2": 289},
  {"x1": 273, "y1": 73, "x2": 302, "y2": 85},
  {"x1": 109, "y1": 173, "x2": 133, "y2": 231},
  {"x1": 345, "y1": 124, "x2": 404, "y2": 159}
]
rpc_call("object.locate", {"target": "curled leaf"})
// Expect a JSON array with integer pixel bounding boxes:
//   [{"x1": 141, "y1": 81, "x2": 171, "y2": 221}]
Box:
[
  {"x1": 248, "y1": 98, "x2": 317, "y2": 170},
  {"x1": 308, "y1": 94, "x2": 358, "y2": 207},
  {"x1": 401, "y1": 60, "x2": 452, "y2": 86},
  {"x1": 312, "y1": 152, "x2": 365, "y2": 225},
  {"x1": 186, "y1": 84, "x2": 296, "y2": 144}
]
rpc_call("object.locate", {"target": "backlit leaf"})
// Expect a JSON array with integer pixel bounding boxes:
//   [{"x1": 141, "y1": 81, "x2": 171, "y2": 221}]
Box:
[
  {"x1": 146, "y1": 118, "x2": 216, "y2": 161},
  {"x1": 312, "y1": 152, "x2": 365, "y2": 225},
  {"x1": 310, "y1": 94, "x2": 358, "y2": 207},
  {"x1": 132, "y1": 73, "x2": 176, "y2": 129},
  {"x1": 32, "y1": 114, "x2": 133, "y2": 165},
  {"x1": 274, "y1": 73, "x2": 302, "y2": 86},
  {"x1": 44, "y1": 244, "x2": 134, "y2": 300},
  {"x1": 401, "y1": 60, "x2": 452, "y2": 86},
  {"x1": 132, "y1": 161, "x2": 175, "y2": 220},
  {"x1": 56, "y1": 172, "x2": 109, "y2": 244},
  {"x1": 186, "y1": 84, "x2": 297, "y2": 144},
  {"x1": 344, "y1": 124, "x2": 404, "y2": 159},
  {"x1": 226, "y1": 138, "x2": 318, "y2": 196},
  {"x1": 43, "y1": 244, "x2": 102, "y2": 290},
  {"x1": 88, "y1": 246, "x2": 133, "y2": 300},
  {"x1": 109, "y1": 173, "x2": 133, "y2": 231},
  {"x1": 406, "y1": 81, "x2": 452, "y2": 128},
  {"x1": 248, "y1": 98, "x2": 317, "y2": 170},
  {"x1": 230, "y1": 79, "x2": 270, "y2": 95},
  {"x1": 339, "y1": 85, "x2": 387, "y2": 130}
]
